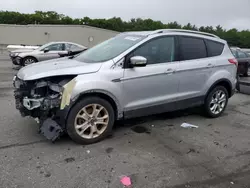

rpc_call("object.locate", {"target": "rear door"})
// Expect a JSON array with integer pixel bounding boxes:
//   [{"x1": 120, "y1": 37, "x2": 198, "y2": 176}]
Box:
[{"x1": 175, "y1": 36, "x2": 212, "y2": 102}]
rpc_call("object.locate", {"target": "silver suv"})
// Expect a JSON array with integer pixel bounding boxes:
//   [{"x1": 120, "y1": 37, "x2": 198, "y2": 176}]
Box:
[{"x1": 13, "y1": 29, "x2": 238, "y2": 144}]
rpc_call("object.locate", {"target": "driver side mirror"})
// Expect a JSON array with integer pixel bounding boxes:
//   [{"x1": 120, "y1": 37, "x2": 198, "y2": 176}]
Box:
[
  {"x1": 130, "y1": 56, "x2": 147, "y2": 67},
  {"x1": 44, "y1": 48, "x2": 50, "y2": 53}
]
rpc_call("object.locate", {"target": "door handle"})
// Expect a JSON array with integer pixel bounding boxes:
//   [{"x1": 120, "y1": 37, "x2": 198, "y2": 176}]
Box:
[
  {"x1": 165, "y1": 68, "x2": 175, "y2": 74},
  {"x1": 206, "y1": 63, "x2": 214, "y2": 68}
]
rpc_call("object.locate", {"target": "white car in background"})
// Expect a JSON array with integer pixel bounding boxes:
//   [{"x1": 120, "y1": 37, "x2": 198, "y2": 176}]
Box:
[
  {"x1": 242, "y1": 48, "x2": 250, "y2": 55},
  {"x1": 7, "y1": 44, "x2": 40, "y2": 51},
  {"x1": 9, "y1": 41, "x2": 87, "y2": 66}
]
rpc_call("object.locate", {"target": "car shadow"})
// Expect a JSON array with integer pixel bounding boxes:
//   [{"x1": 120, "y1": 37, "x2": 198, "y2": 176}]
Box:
[{"x1": 114, "y1": 107, "x2": 202, "y2": 130}]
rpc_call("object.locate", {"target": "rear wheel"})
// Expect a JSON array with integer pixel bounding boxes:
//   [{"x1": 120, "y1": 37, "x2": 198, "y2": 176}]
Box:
[
  {"x1": 22, "y1": 57, "x2": 37, "y2": 66},
  {"x1": 66, "y1": 97, "x2": 115, "y2": 145},
  {"x1": 204, "y1": 86, "x2": 228, "y2": 118}
]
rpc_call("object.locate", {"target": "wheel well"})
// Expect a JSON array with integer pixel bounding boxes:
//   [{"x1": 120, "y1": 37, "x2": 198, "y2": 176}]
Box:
[
  {"x1": 23, "y1": 56, "x2": 38, "y2": 62},
  {"x1": 74, "y1": 92, "x2": 118, "y2": 119},
  {"x1": 206, "y1": 80, "x2": 232, "y2": 99}
]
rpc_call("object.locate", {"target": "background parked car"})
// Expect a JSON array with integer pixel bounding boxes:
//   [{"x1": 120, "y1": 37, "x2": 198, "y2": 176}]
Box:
[
  {"x1": 230, "y1": 47, "x2": 250, "y2": 77},
  {"x1": 242, "y1": 48, "x2": 250, "y2": 55},
  {"x1": 7, "y1": 44, "x2": 40, "y2": 52},
  {"x1": 9, "y1": 41, "x2": 87, "y2": 66}
]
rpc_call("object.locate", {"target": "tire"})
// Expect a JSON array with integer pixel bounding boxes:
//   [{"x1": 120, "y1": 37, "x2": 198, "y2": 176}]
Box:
[
  {"x1": 22, "y1": 57, "x2": 37, "y2": 66},
  {"x1": 66, "y1": 97, "x2": 115, "y2": 145},
  {"x1": 204, "y1": 86, "x2": 229, "y2": 118}
]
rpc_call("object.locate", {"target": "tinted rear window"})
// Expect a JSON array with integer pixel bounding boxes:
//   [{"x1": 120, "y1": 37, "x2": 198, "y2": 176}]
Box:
[
  {"x1": 205, "y1": 40, "x2": 224, "y2": 57},
  {"x1": 179, "y1": 36, "x2": 207, "y2": 61}
]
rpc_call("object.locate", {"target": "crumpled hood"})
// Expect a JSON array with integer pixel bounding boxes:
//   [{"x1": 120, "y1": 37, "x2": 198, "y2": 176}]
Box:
[{"x1": 17, "y1": 58, "x2": 102, "y2": 80}]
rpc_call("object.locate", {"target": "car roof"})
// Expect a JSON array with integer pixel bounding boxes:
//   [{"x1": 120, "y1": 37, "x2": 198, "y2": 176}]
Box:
[
  {"x1": 121, "y1": 29, "x2": 226, "y2": 44},
  {"x1": 48, "y1": 41, "x2": 87, "y2": 48}
]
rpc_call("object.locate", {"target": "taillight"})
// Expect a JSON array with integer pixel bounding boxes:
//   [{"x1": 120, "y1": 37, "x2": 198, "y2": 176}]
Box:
[{"x1": 228, "y1": 58, "x2": 238, "y2": 66}]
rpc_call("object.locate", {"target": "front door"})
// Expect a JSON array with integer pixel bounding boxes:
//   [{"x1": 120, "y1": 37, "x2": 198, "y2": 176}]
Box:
[
  {"x1": 37, "y1": 43, "x2": 66, "y2": 61},
  {"x1": 122, "y1": 36, "x2": 179, "y2": 118}
]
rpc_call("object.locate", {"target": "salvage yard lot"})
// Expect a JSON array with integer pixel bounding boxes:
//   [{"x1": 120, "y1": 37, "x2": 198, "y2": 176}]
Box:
[{"x1": 0, "y1": 56, "x2": 250, "y2": 188}]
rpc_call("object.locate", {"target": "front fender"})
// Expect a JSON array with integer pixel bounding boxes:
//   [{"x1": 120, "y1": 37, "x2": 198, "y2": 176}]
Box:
[{"x1": 60, "y1": 73, "x2": 124, "y2": 118}]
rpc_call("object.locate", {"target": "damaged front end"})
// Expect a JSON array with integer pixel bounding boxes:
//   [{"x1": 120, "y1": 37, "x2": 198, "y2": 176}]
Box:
[{"x1": 13, "y1": 75, "x2": 76, "y2": 141}]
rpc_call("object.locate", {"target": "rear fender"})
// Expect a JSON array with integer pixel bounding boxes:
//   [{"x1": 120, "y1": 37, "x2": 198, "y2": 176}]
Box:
[{"x1": 203, "y1": 70, "x2": 234, "y2": 98}]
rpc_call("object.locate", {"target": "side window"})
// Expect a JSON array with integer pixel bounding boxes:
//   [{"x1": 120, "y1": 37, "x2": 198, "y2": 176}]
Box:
[
  {"x1": 70, "y1": 44, "x2": 84, "y2": 51},
  {"x1": 238, "y1": 51, "x2": 247, "y2": 58},
  {"x1": 129, "y1": 36, "x2": 175, "y2": 65},
  {"x1": 179, "y1": 36, "x2": 207, "y2": 60},
  {"x1": 47, "y1": 43, "x2": 64, "y2": 51},
  {"x1": 205, "y1": 40, "x2": 224, "y2": 57}
]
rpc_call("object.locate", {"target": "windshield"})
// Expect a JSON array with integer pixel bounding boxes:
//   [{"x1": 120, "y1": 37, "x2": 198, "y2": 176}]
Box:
[{"x1": 74, "y1": 34, "x2": 145, "y2": 63}]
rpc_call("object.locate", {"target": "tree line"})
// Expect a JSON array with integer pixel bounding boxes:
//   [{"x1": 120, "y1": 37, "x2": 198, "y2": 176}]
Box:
[{"x1": 0, "y1": 11, "x2": 250, "y2": 48}]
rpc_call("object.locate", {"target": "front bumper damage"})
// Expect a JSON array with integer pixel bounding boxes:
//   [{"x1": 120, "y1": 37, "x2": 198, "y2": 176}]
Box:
[
  {"x1": 13, "y1": 76, "x2": 76, "y2": 142},
  {"x1": 10, "y1": 54, "x2": 22, "y2": 65}
]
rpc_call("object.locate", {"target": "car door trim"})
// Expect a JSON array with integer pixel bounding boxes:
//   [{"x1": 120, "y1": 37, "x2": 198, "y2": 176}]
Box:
[{"x1": 120, "y1": 72, "x2": 166, "y2": 81}]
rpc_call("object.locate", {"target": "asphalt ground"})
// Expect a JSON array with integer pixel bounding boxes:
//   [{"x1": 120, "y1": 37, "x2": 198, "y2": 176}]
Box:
[{"x1": 0, "y1": 56, "x2": 250, "y2": 188}]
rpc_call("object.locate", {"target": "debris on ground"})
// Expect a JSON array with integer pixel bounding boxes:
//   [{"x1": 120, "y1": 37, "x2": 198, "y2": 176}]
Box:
[
  {"x1": 230, "y1": 181, "x2": 234, "y2": 185},
  {"x1": 181, "y1": 123, "x2": 198, "y2": 128},
  {"x1": 86, "y1": 150, "x2": 90, "y2": 154},
  {"x1": 214, "y1": 141, "x2": 219, "y2": 146},
  {"x1": 151, "y1": 125, "x2": 155, "y2": 127},
  {"x1": 44, "y1": 172, "x2": 51, "y2": 178},
  {"x1": 187, "y1": 148, "x2": 199, "y2": 154},
  {"x1": 64, "y1": 157, "x2": 75, "y2": 163},
  {"x1": 120, "y1": 176, "x2": 131, "y2": 187}
]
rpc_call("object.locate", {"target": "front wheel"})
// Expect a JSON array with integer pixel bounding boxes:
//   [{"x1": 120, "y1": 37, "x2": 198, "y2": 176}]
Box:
[
  {"x1": 66, "y1": 97, "x2": 115, "y2": 145},
  {"x1": 204, "y1": 86, "x2": 228, "y2": 118},
  {"x1": 22, "y1": 57, "x2": 37, "y2": 66}
]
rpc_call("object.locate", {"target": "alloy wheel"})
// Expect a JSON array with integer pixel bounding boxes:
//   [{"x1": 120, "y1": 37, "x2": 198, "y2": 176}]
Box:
[
  {"x1": 24, "y1": 58, "x2": 35, "y2": 65},
  {"x1": 74, "y1": 104, "x2": 109, "y2": 139},
  {"x1": 209, "y1": 90, "x2": 227, "y2": 115}
]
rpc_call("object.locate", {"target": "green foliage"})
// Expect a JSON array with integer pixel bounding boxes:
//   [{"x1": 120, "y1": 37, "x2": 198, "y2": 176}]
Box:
[{"x1": 0, "y1": 10, "x2": 249, "y2": 48}]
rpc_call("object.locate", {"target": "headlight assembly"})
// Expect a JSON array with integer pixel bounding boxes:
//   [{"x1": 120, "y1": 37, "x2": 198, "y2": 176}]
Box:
[{"x1": 13, "y1": 76, "x2": 22, "y2": 88}]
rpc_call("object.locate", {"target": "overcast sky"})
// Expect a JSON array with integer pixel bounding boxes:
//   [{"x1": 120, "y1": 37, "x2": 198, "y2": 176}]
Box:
[{"x1": 1, "y1": 0, "x2": 250, "y2": 30}]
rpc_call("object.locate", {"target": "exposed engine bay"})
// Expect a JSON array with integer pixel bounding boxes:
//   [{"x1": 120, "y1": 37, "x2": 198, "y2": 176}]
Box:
[{"x1": 13, "y1": 75, "x2": 76, "y2": 141}]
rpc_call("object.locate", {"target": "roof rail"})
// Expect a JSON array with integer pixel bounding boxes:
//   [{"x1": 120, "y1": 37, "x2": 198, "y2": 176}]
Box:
[{"x1": 149, "y1": 29, "x2": 220, "y2": 38}]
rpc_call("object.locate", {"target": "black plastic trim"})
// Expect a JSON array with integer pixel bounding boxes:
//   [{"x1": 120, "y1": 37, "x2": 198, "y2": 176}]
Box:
[{"x1": 124, "y1": 96, "x2": 204, "y2": 119}]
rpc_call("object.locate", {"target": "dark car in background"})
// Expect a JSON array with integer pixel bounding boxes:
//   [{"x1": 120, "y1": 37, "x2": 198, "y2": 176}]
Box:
[{"x1": 231, "y1": 47, "x2": 250, "y2": 77}]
